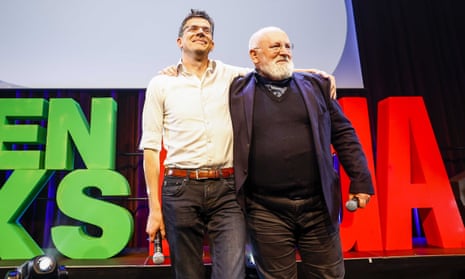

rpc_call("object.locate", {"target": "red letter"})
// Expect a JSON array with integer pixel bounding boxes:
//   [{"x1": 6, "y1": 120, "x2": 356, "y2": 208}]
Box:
[
  {"x1": 377, "y1": 97, "x2": 465, "y2": 250},
  {"x1": 338, "y1": 97, "x2": 383, "y2": 251}
]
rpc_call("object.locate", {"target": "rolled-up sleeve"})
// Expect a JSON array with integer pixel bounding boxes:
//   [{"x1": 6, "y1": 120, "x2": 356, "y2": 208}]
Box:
[{"x1": 139, "y1": 76, "x2": 164, "y2": 151}]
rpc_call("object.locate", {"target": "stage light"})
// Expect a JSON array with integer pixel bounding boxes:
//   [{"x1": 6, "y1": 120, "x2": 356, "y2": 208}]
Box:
[
  {"x1": 4, "y1": 255, "x2": 68, "y2": 279},
  {"x1": 245, "y1": 244, "x2": 256, "y2": 268}
]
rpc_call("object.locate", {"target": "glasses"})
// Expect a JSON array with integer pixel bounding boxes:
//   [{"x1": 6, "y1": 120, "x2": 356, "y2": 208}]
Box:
[
  {"x1": 183, "y1": 25, "x2": 212, "y2": 35},
  {"x1": 255, "y1": 42, "x2": 294, "y2": 54}
]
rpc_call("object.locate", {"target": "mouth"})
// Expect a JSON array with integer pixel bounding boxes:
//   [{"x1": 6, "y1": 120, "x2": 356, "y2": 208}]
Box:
[
  {"x1": 276, "y1": 59, "x2": 290, "y2": 64},
  {"x1": 192, "y1": 39, "x2": 208, "y2": 45}
]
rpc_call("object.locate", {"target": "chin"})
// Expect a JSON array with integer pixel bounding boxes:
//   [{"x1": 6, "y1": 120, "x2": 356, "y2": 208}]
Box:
[{"x1": 260, "y1": 61, "x2": 294, "y2": 80}]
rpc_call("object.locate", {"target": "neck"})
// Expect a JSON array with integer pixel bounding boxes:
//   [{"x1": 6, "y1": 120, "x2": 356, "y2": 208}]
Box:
[
  {"x1": 255, "y1": 72, "x2": 291, "y2": 86},
  {"x1": 181, "y1": 52, "x2": 210, "y2": 78}
]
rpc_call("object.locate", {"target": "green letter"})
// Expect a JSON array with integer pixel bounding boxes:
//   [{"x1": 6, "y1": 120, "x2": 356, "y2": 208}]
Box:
[
  {"x1": 45, "y1": 98, "x2": 117, "y2": 170},
  {"x1": 0, "y1": 98, "x2": 48, "y2": 169},
  {"x1": 0, "y1": 170, "x2": 53, "y2": 259},
  {"x1": 51, "y1": 169, "x2": 133, "y2": 259}
]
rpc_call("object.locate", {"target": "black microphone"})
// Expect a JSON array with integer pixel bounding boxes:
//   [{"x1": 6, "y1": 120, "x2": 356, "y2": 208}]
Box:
[
  {"x1": 345, "y1": 197, "x2": 359, "y2": 212},
  {"x1": 152, "y1": 231, "x2": 164, "y2": 264}
]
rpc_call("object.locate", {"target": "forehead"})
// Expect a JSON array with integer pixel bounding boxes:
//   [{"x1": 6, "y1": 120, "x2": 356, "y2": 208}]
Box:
[
  {"x1": 184, "y1": 17, "x2": 211, "y2": 28},
  {"x1": 262, "y1": 31, "x2": 290, "y2": 44}
]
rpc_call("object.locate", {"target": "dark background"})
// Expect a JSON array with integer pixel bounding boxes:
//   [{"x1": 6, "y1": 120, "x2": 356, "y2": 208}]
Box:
[{"x1": 1, "y1": 0, "x2": 464, "y2": 252}]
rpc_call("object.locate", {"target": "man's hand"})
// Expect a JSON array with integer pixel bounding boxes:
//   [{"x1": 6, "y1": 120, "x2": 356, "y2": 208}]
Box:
[
  {"x1": 146, "y1": 210, "x2": 166, "y2": 241},
  {"x1": 348, "y1": 193, "x2": 372, "y2": 209},
  {"x1": 306, "y1": 69, "x2": 337, "y2": 99}
]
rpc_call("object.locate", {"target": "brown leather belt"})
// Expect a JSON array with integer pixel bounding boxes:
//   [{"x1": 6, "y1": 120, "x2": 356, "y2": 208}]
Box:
[{"x1": 164, "y1": 167, "x2": 234, "y2": 180}]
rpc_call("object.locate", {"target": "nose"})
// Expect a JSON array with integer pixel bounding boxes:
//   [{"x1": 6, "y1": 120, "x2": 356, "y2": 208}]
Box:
[
  {"x1": 195, "y1": 29, "x2": 209, "y2": 38},
  {"x1": 279, "y1": 46, "x2": 292, "y2": 55},
  {"x1": 278, "y1": 49, "x2": 292, "y2": 59},
  {"x1": 277, "y1": 42, "x2": 293, "y2": 54},
  {"x1": 279, "y1": 50, "x2": 291, "y2": 57},
  {"x1": 195, "y1": 26, "x2": 210, "y2": 35}
]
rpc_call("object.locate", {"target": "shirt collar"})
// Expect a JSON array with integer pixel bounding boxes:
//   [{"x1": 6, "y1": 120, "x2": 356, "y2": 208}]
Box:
[{"x1": 177, "y1": 59, "x2": 216, "y2": 76}]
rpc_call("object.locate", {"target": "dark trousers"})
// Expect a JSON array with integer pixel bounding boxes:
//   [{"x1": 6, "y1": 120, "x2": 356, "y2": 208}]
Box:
[
  {"x1": 162, "y1": 176, "x2": 246, "y2": 279},
  {"x1": 246, "y1": 193, "x2": 344, "y2": 279}
]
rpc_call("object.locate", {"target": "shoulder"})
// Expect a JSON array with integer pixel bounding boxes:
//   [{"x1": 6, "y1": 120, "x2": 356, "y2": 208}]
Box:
[
  {"x1": 230, "y1": 72, "x2": 255, "y2": 91},
  {"x1": 146, "y1": 74, "x2": 169, "y2": 88},
  {"x1": 293, "y1": 72, "x2": 330, "y2": 95},
  {"x1": 214, "y1": 60, "x2": 251, "y2": 78},
  {"x1": 144, "y1": 74, "x2": 176, "y2": 101},
  {"x1": 293, "y1": 72, "x2": 326, "y2": 85},
  {"x1": 145, "y1": 72, "x2": 181, "y2": 93}
]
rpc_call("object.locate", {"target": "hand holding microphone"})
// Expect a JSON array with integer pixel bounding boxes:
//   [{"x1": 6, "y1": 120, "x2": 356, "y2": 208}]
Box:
[
  {"x1": 345, "y1": 194, "x2": 371, "y2": 212},
  {"x1": 345, "y1": 197, "x2": 359, "y2": 212},
  {"x1": 152, "y1": 231, "x2": 164, "y2": 264}
]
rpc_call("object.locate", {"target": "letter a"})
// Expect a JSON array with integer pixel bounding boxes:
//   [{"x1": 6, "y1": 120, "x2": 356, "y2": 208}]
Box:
[{"x1": 377, "y1": 97, "x2": 465, "y2": 250}]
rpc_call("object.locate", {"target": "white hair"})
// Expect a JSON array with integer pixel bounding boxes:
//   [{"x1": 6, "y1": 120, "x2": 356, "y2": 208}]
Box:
[{"x1": 248, "y1": 26, "x2": 286, "y2": 50}]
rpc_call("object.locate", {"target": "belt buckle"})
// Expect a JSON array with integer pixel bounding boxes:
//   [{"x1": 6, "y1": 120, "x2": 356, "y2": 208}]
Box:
[{"x1": 195, "y1": 168, "x2": 210, "y2": 180}]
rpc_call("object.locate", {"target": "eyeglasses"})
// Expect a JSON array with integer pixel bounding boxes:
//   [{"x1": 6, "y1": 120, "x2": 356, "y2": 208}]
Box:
[
  {"x1": 183, "y1": 25, "x2": 212, "y2": 35},
  {"x1": 255, "y1": 42, "x2": 294, "y2": 54}
]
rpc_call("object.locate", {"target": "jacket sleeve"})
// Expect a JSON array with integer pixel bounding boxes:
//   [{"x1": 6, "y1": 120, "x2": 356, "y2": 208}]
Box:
[{"x1": 308, "y1": 73, "x2": 374, "y2": 195}]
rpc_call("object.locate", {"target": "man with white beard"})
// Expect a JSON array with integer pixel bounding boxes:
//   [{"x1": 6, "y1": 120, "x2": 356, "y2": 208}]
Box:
[{"x1": 229, "y1": 26, "x2": 374, "y2": 279}]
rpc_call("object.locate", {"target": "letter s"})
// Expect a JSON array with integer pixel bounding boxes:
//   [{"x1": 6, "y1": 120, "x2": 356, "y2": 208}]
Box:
[{"x1": 51, "y1": 169, "x2": 134, "y2": 259}]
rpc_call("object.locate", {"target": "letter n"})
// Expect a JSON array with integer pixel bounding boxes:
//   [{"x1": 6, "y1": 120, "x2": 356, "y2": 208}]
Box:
[
  {"x1": 45, "y1": 98, "x2": 117, "y2": 170},
  {"x1": 338, "y1": 97, "x2": 383, "y2": 251}
]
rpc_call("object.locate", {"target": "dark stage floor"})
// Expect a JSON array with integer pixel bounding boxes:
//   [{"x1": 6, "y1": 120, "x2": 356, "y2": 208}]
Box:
[{"x1": 2, "y1": 247, "x2": 465, "y2": 279}]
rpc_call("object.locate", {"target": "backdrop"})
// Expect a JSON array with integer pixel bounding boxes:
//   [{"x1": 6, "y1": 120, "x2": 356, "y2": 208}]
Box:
[{"x1": 1, "y1": 0, "x2": 464, "y2": 252}]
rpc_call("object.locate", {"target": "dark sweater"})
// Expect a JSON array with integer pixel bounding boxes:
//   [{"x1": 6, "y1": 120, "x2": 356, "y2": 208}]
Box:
[{"x1": 247, "y1": 75, "x2": 322, "y2": 199}]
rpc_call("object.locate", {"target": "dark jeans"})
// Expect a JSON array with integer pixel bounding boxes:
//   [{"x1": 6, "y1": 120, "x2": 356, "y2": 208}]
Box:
[
  {"x1": 246, "y1": 193, "x2": 344, "y2": 279},
  {"x1": 162, "y1": 176, "x2": 246, "y2": 279}
]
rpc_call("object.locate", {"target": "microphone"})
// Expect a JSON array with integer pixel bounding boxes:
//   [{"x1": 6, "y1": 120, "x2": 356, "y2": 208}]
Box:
[
  {"x1": 152, "y1": 231, "x2": 165, "y2": 264},
  {"x1": 345, "y1": 197, "x2": 359, "y2": 212}
]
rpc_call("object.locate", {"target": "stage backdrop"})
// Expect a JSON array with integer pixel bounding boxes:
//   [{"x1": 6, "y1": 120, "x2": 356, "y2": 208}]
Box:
[
  {"x1": 1, "y1": 0, "x2": 465, "y2": 261},
  {"x1": 0, "y1": 0, "x2": 363, "y2": 89}
]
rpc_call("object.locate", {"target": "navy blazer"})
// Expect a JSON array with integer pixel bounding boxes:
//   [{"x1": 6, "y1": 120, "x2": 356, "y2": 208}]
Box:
[{"x1": 229, "y1": 72, "x2": 374, "y2": 228}]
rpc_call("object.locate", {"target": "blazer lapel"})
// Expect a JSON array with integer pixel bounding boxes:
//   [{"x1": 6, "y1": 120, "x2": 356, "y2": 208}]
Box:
[
  {"x1": 294, "y1": 74, "x2": 321, "y2": 136},
  {"x1": 243, "y1": 77, "x2": 256, "y2": 144}
]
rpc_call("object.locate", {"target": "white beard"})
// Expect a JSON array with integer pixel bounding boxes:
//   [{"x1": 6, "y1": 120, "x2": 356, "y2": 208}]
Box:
[{"x1": 260, "y1": 59, "x2": 294, "y2": 80}]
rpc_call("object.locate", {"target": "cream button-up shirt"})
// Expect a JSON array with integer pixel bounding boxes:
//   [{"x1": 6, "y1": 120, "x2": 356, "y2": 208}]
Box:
[{"x1": 139, "y1": 60, "x2": 250, "y2": 169}]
